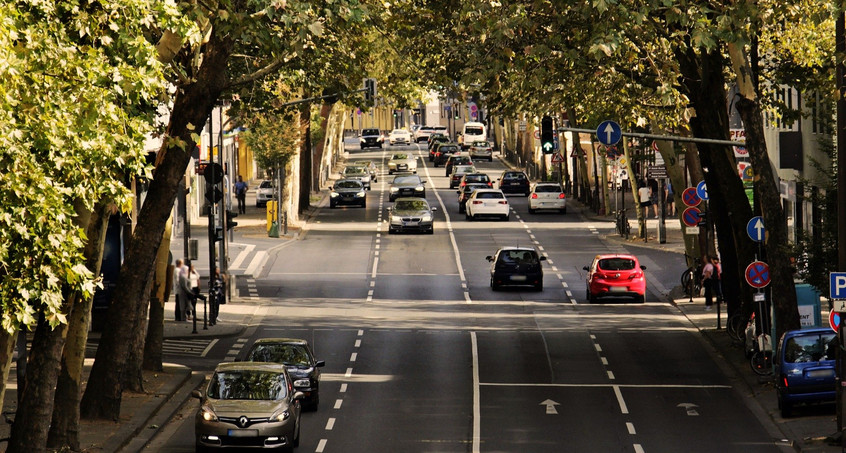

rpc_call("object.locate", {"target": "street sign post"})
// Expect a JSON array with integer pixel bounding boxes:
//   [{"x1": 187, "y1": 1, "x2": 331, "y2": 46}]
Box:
[
  {"x1": 831, "y1": 310, "x2": 841, "y2": 333},
  {"x1": 745, "y1": 261, "x2": 771, "y2": 288},
  {"x1": 746, "y1": 216, "x2": 766, "y2": 242},
  {"x1": 596, "y1": 120, "x2": 622, "y2": 146},
  {"x1": 551, "y1": 153, "x2": 564, "y2": 164},
  {"x1": 681, "y1": 187, "x2": 701, "y2": 207}
]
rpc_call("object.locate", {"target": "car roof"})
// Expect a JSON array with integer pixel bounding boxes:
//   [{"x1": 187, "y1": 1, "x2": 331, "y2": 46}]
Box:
[
  {"x1": 214, "y1": 362, "x2": 288, "y2": 373},
  {"x1": 498, "y1": 246, "x2": 538, "y2": 252},
  {"x1": 464, "y1": 173, "x2": 489, "y2": 177},
  {"x1": 251, "y1": 338, "x2": 310, "y2": 347},
  {"x1": 472, "y1": 189, "x2": 504, "y2": 194},
  {"x1": 783, "y1": 327, "x2": 834, "y2": 337},
  {"x1": 593, "y1": 254, "x2": 638, "y2": 261}
]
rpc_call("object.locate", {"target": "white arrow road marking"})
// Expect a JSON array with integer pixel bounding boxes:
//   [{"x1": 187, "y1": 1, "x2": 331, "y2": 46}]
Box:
[
  {"x1": 677, "y1": 403, "x2": 699, "y2": 416},
  {"x1": 540, "y1": 399, "x2": 560, "y2": 414}
]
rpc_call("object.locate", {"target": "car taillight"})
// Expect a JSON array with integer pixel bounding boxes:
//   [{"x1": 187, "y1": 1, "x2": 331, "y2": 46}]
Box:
[
  {"x1": 498, "y1": 200, "x2": 508, "y2": 204},
  {"x1": 628, "y1": 271, "x2": 643, "y2": 279},
  {"x1": 473, "y1": 201, "x2": 483, "y2": 204},
  {"x1": 487, "y1": 182, "x2": 493, "y2": 187},
  {"x1": 558, "y1": 193, "x2": 566, "y2": 199},
  {"x1": 782, "y1": 375, "x2": 789, "y2": 388},
  {"x1": 531, "y1": 193, "x2": 538, "y2": 199}
]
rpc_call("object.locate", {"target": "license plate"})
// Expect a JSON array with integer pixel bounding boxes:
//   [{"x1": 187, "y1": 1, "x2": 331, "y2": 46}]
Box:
[
  {"x1": 609, "y1": 286, "x2": 627, "y2": 292},
  {"x1": 404, "y1": 222, "x2": 418, "y2": 227},
  {"x1": 510, "y1": 182, "x2": 520, "y2": 185},
  {"x1": 807, "y1": 369, "x2": 834, "y2": 378},
  {"x1": 510, "y1": 275, "x2": 527, "y2": 281},
  {"x1": 228, "y1": 429, "x2": 259, "y2": 437}
]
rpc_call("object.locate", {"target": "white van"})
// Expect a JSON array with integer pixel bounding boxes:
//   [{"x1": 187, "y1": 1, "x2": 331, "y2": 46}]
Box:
[{"x1": 462, "y1": 122, "x2": 487, "y2": 149}]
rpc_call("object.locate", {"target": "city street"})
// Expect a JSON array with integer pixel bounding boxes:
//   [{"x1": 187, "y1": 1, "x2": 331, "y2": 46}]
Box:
[{"x1": 144, "y1": 141, "x2": 794, "y2": 453}]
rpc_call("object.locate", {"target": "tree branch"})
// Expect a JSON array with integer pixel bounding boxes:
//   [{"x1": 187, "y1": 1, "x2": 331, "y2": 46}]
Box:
[{"x1": 225, "y1": 56, "x2": 289, "y2": 89}]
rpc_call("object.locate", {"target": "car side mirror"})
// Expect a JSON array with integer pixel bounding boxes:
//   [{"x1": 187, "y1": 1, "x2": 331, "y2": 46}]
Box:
[
  {"x1": 421, "y1": 180, "x2": 427, "y2": 184},
  {"x1": 486, "y1": 256, "x2": 494, "y2": 262},
  {"x1": 456, "y1": 190, "x2": 461, "y2": 194},
  {"x1": 640, "y1": 265, "x2": 647, "y2": 270},
  {"x1": 386, "y1": 207, "x2": 392, "y2": 212},
  {"x1": 315, "y1": 360, "x2": 326, "y2": 368},
  {"x1": 431, "y1": 207, "x2": 438, "y2": 211},
  {"x1": 539, "y1": 256, "x2": 547, "y2": 261},
  {"x1": 192, "y1": 390, "x2": 204, "y2": 399},
  {"x1": 583, "y1": 266, "x2": 590, "y2": 271},
  {"x1": 293, "y1": 391, "x2": 305, "y2": 401}
]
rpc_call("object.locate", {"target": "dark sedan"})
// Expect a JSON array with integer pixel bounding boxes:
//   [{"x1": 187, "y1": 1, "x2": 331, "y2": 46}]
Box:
[
  {"x1": 433, "y1": 144, "x2": 460, "y2": 167},
  {"x1": 328, "y1": 179, "x2": 367, "y2": 208},
  {"x1": 389, "y1": 175, "x2": 426, "y2": 201},
  {"x1": 457, "y1": 183, "x2": 489, "y2": 213},
  {"x1": 243, "y1": 338, "x2": 325, "y2": 411},
  {"x1": 387, "y1": 198, "x2": 437, "y2": 234},
  {"x1": 428, "y1": 135, "x2": 450, "y2": 161},
  {"x1": 487, "y1": 247, "x2": 546, "y2": 291},
  {"x1": 498, "y1": 170, "x2": 530, "y2": 195}
]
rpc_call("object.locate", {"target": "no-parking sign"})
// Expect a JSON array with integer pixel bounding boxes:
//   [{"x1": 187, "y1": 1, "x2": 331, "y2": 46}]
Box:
[
  {"x1": 682, "y1": 187, "x2": 700, "y2": 207},
  {"x1": 745, "y1": 261, "x2": 771, "y2": 288},
  {"x1": 682, "y1": 207, "x2": 701, "y2": 227}
]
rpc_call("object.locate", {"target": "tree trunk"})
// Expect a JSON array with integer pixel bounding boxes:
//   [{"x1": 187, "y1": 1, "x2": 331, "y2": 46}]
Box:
[
  {"x1": 0, "y1": 328, "x2": 15, "y2": 414},
  {"x1": 8, "y1": 315, "x2": 69, "y2": 453},
  {"x1": 48, "y1": 201, "x2": 111, "y2": 451},
  {"x1": 80, "y1": 29, "x2": 234, "y2": 421},
  {"x1": 676, "y1": 45, "x2": 758, "y2": 322},
  {"x1": 123, "y1": 269, "x2": 153, "y2": 393},
  {"x1": 313, "y1": 102, "x2": 334, "y2": 190},
  {"x1": 729, "y1": 42, "x2": 800, "y2": 336},
  {"x1": 143, "y1": 216, "x2": 173, "y2": 372},
  {"x1": 298, "y1": 102, "x2": 312, "y2": 216}
]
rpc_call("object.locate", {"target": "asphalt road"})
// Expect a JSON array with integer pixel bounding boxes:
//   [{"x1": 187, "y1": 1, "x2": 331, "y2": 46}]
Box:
[{"x1": 149, "y1": 142, "x2": 787, "y2": 452}]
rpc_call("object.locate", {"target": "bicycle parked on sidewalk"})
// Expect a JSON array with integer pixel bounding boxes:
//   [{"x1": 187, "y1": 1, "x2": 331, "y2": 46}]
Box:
[
  {"x1": 680, "y1": 254, "x2": 702, "y2": 298},
  {"x1": 726, "y1": 311, "x2": 748, "y2": 342},
  {"x1": 747, "y1": 312, "x2": 773, "y2": 376}
]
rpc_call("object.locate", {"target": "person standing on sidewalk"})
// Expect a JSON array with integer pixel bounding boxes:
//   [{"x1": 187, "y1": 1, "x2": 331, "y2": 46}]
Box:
[
  {"x1": 177, "y1": 262, "x2": 194, "y2": 322},
  {"x1": 711, "y1": 256, "x2": 723, "y2": 304},
  {"x1": 234, "y1": 175, "x2": 248, "y2": 214},
  {"x1": 665, "y1": 180, "x2": 675, "y2": 216},
  {"x1": 172, "y1": 259, "x2": 185, "y2": 321},
  {"x1": 701, "y1": 255, "x2": 715, "y2": 310},
  {"x1": 188, "y1": 262, "x2": 206, "y2": 320},
  {"x1": 637, "y1": 181, "x2": 652, "y2": 219}
]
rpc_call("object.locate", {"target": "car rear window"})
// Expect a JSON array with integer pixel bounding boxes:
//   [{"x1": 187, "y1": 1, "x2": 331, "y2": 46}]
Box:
[
  {"x1": 784, "y1": 333, "x2": 837, "y2": 363},
  {"x1": 440, "y1": 146, "x2": 458, "y2": 153},
  {"x1": 465, "y1": 174, "x2": 490, "y2": 183},
  {"x1": 535, "y1": 185, "x2": 562, "y2": 193},
  {"x1": 472, "y1": 141, "x2": 490, "y2": 147},
  {"x1": 465, "y1": 126, "x2": 484, "y2": 135},
  {"x1": 260, "y1": 181, "x2": 272, "y2": 188},
  {"x1": 499, "y1": 250, "x2": 539, "y2": 264},
  {"x1": 477, "y1": 192, "x2": 504, "y2": 199},
  {"x1": 598, "y1": 258, "x2": 636, "y2": 271},
  {"x1": 503, "y1": 172, "x2": 527, "y2": 180},
  {"x1": 463, "y1": 184, "x2": 488, "y2": 193}
]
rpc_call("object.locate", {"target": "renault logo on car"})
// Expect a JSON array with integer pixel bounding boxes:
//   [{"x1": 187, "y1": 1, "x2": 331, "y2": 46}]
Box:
[{"x1": 238, "y1": 416, "x2": 249, "y2": 427}]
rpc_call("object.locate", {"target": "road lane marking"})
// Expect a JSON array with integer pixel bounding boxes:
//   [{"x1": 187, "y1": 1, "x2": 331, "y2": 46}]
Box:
[
  {"x1": 601, "y1": 357, "x2": 608, "y2": 365},
  {"x1": 334, "y1": 399, "x2": 343, "y2": 409},
  {"x1": 316, "y1": 439, "x2": 327, "y2": 452},
  {"x1": 471, "y1": 331, "x2": 481, "y2": 453},
  {"x1": 350, "y1": 352, "x2": 357, "y2": 362},
  {"x1": 325, "y1": 418, "x2": 335, "y2": 430},
  {"x1": 614, "y1": 385, "x2": 629, "y2": 414},
  {"x1": 200, "y1": 339, "x2": 219, "y2": 358},
  {"x1": 340, "y1": 383, "x2": 347, "y2": 393},
  {"x1": 607, "y1": 371, "x2": 616, "y2": 380},
  {"x1": 345, "y1": 368, "x2": 353, "y2": 377},
  {"x1": 229, "y1": 243, "x2": 255, "y2": 270},
  {"x1": 480, "y1": 382, "x2": 731, "y2": 389},
  {"x1": 627, "y1": 422, "x2": 636, "y2": 434},
  {"x1": 354, "y1": 339, "x2": 361, "y2": 348},
  {"x1": 594, "y1": 344, "x2": 602, "y2": 352},
  {"x1": 634, "y1": 444, "x2": 645, "y2": 453}
]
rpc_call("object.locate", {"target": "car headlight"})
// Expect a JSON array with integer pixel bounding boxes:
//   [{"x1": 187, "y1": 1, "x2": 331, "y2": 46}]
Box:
[
  {"x1": 270, "y1": 409, "x2": 291, "y2": 422},
  {"x1": 330, "y1": 192, "x2": 339, "y2": 198},
  {"x1": 414, "y1": 186, "x2": 424, "y2": 191},
  {"x1": 355, "y1": 191, "x2": 366, "y2": 198},
  {"x1": 200, "y1": 405, "x2": 218, "y2": 422},
  {"x1": 388, "y1": 163, "x2": 396, "y2": 168},
  {"x1": 391, "y1": 215, "x2": 403, "y2": 223},
  {"x1": 362, "y1": 176, "x2": 370, "y2": 182},
  {"x1": 293, "y1": 379, "x2": 311, "y2": 388},
  {"x1": 390, "y1": 187, "x2": 399, "y2": 193},
  {"x1": 359, "y1": 138, "x2": 365, "y2": 143},
  {"x1": 421, "y1": 213, "x2": 432, "y2": 222}
]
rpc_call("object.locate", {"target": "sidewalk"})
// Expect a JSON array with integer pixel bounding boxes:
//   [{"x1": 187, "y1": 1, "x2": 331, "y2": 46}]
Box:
[{"x1": 572, "y1": 195, "x2": 840, "y2": 452}]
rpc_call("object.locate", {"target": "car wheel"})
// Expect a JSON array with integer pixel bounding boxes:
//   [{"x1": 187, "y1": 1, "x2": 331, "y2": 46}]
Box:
[
  {"x1": 427, "y1": 228, "x2": 434, "y2": 235},
  {"x1": 360, "y1": 146, "x2": 365, "y2": 150},
  {"x1": 465, "y1": 211, "x2": 472, "y2": 221},
  {"x1": 634, "y1": 294, "x2": 645, "y2": 304},
  {"x1": 490, "y1": 277, "x2": 499, "y2": 291},
  {"x1": 588, "y1": 291, "x2": 597, "y2": 304},
  {"x1": 389, "y1": 170, "x2": 393, "y2": 175},
  {"x1": 524, "y1": 191, "x2": 530, "y2": 197},
  {"x1": 780, "y1": 397, "x2": 792, "y2": 418},
  {"x1": 535, "y1": 282, "x2": 543, "y2": 292},
  {"x1": 330, "y1": 202, "x2": 336, "y2": 209},
  {"x1": 195, "y1": 442, "x2": 209, "y2": 453},
  {"x1": 561, "y1": 207, "x2": 567, "y2": 214},
  {"x1": 528, "y1": 207, "x2": 536, "y2": 214},
  {"x1": 503, "y1": 214, "x2": 510, "y2": 221},
  {"x1": 361, "y1": 201, "x2": 367, "y2": 208},
  {"x1": 458, "y1": 206, "x2": 465, "y2": 213}
]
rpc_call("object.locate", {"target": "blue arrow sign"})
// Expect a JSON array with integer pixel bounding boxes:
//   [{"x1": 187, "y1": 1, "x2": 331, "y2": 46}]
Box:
[
  {"x1": 746, "y1": 216, "x2": 765, "y2": 242},
  {"x1": 696, "y1": 180, "x2": 708, "y2": 201},
  {"x1": 596, "y1": 120, "x2": 622, "y2": 146},
  {"x1": 831, "y1": 273, "x2": 846, "y2": 299}
]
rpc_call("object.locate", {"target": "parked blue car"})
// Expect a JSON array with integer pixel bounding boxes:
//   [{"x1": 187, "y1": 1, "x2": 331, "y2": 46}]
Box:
[{"x1": 775, "y1": 327, "x2": 837, "y2": 417}]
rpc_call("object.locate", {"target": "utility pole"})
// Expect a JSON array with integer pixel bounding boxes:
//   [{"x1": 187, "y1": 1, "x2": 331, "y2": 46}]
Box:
[{"x1": 836, "y1": 10, "x2": 846, "y2": 439}]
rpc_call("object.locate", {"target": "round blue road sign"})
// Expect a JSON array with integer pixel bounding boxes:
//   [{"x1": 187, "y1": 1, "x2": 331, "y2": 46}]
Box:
[
  {"x1": 596, "y1": 120, "x2": 622, "y2": 146},
  {"x1": 746, "y1": 216, "x2": 765, "y2": 242},
  {"x1": 696, "y1": 180, "x2": 708, "y2": 201}
]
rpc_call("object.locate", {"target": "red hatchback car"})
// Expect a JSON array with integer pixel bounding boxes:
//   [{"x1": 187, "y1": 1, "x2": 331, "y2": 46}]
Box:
[{"x1": 583, "y1": 254, "x2": 647, "y2": 303}]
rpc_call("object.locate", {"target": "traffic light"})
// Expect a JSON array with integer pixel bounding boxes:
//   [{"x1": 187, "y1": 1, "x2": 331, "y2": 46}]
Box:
[
  {"x1": 541, "y1": 116, "x2": 554, "y2": 154},
  {"x1": 453, "y1": 104, "x2": 460, "y2": 120},
  {"x1": 364, "y1": 78, "x2": 376, "y2": 102},
  {"x1": 226, "y1": 210, "x2": 238, "y2": 230}
]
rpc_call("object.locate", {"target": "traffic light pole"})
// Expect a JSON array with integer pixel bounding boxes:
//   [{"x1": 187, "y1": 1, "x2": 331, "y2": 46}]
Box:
[{"x1": 203, "y1": 111, "x2": 215, "y2": 333}]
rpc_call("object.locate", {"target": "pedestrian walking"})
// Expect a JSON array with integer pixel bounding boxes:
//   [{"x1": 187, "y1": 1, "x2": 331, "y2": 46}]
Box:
[
  {"x1": 172, "y1": 259, "x2": 184, "y2": 321},
  {"x1": 188, "y1": 263, "x2": 206, "y2": 320},
  {"x1": 637, "y1": 181, "x2": 652, "y2": 219},
  {"x1": 665, "y1": 180, "x2": 676, "y2": 216},
  {"x1": 701, "y1": 255, "x2": 715, "y2": 310},
  {"x1": 711, "y1": 256, "x2": 723, "y2": 304},
  {"x1": 234, "y1": 175, "x2": 248, "y2": 214},
  {"x1": 648, "y1": 179, "x2": 659, "y2": 218},
  {"x1": 177, "y1": 262, "x2": 194, "y2": 322},
  {"x1": 209, "y1": 269, "x2": 225, "y2": 326}
]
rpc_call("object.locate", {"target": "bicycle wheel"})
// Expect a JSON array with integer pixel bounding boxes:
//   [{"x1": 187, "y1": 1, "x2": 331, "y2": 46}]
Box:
[
  {"x1": 750, "y1": 351, "x2": 772, "y2": 376},
  {"x1": 681, "y1": 268, "x2": 694, "y2": 296},
  {"x1": 726, "y1": 314, "x2": 746, "y2": 342}
]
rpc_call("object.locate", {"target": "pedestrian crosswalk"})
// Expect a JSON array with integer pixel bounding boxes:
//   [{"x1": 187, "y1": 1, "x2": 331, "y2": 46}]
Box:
[{"x1": 84, "y1": 338, "x2": 218, "y2": 358}]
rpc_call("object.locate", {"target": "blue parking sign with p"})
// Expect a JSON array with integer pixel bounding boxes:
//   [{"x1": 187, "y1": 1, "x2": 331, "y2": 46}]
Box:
[{"x1": 831, "y1": 273, "x2": 846, "y2": 300}]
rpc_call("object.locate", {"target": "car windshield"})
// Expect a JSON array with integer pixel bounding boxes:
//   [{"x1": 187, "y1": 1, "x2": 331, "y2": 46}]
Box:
[
  {"x1": 472, "y1": 141, "x2": 490, "y2": 147},
  {"x1": 393, "y1": 176, "x2": 420, "y2": 185},
  {"x1": 598, "y1": 258, "x2": 636, "y2": 271},
  {"x1": 247, "y1": 344, "x2": 311, "y2": 367},
  {"x1": 784, "y1": 333, "x2": 837, "y2": 363},
  {"x1": 344, "y1": 167, "x2": 365, "y2": 175},
  {"x1": 260, "y1": 181, "x2": 272, "y2": 189},
  {"x1": 499, "y1": 250, "x2": 539, "y2": 264},
  {"x1": 391, "y1": 154, "x2": 409, "y2": 160},
  {"x1": 362, "y1": 129, "x2": 379, "y2": 135},
  {"x1": 336, "y1": 181, "x2": 362, "y2": 189},
  {"x1": 535, "y1": 185, "x2": 562, "y2": 193},
  {"x1": 207, "y1": 370, "x2": 288, "y2": 400},
  {"x1": 476, "y1": 192, "x2": 504, "y2": 199},
  {"x1": 394, "y1": 200, "x2": 429, "y2": 211}
]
